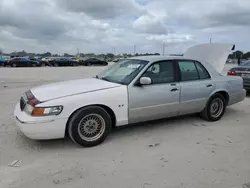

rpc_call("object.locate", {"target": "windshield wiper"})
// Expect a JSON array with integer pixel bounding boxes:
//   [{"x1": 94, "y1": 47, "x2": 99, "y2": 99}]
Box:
[{"x1": 100, "y1": 77, "x2": 112, "y2": 82}]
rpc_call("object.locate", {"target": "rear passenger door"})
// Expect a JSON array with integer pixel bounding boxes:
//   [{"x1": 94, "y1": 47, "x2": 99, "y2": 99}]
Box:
[{"x1": 177, "y1": 60, "x2": 215, "y2": 115}]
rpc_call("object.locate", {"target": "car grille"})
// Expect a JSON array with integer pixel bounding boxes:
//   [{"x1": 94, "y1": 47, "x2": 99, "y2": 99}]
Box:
[{"x1": 20, "y1": 97, "x2": 26, "y2": 111}]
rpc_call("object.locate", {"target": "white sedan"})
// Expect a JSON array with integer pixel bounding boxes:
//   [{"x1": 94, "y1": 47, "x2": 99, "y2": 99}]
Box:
[{"x1": 14, "y1": 43, "x2": 246, "y2": 147}]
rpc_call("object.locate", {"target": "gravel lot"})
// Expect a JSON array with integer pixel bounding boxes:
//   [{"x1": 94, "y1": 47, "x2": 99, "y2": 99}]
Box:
[{"x1": 0, "y1": 64, "x2": 250, "y2": 188}]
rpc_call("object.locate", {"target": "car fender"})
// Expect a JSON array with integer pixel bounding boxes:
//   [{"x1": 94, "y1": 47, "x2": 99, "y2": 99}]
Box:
[{"x1": 37, "y1": 85, "x2": 129, "y2": 126}]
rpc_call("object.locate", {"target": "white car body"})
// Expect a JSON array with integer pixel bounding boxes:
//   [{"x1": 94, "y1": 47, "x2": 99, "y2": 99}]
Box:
[{"x1": 14, "y1": 43, "x2": 246, "y2": 140}]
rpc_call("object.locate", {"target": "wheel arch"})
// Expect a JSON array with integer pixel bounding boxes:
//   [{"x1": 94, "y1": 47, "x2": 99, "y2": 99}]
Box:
[
  {"x1": 209, "y1": 90, "x2": 230, "y2": 105},
  {"x1": 65, "y1": 104, "x2": 116, "y2": 137}
]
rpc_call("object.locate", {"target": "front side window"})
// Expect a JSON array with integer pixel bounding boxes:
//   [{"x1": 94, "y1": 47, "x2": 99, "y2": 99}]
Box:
[
  {"x1": 96, "y1": 59, "x2": 149, "y2": 85},
  {"x1": 178, "y1": 61, "x2": 199, "y2": 81},
  {"x1": 142, "y1": 61, "x2": 175, "y2": 84}
]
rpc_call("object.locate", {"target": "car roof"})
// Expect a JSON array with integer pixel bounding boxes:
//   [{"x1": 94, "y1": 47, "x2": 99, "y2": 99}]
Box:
[{"x1": 127, "y1": 55, "x2": 193, "y2": 62}]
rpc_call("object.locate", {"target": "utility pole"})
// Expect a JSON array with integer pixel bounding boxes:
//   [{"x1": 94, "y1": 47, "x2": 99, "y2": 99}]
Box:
[
  {"x1": 133, "y1": 45, "x2": 136, "y2": 55},
  {"x1": 210, "y1": 38, "x2": 212, "y2": 43},
  {"x1": 162, "y1": 42, "x2": 165, "y2": 55}
]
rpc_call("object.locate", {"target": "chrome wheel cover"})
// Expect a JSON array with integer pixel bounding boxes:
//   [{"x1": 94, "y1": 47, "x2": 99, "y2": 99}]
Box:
[
  {"x1": 78, "y1": 114, "x2": 105, "y2": 141},
  {"x1": 210, "y1": 98, "x2": 224, "y2": 118}
]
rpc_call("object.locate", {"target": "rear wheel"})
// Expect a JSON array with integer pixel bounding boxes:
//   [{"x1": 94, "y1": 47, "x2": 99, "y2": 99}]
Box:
[
  {"x1": 68, "y1": 106, "x2": 112, "y2": 147},
  {"x1": 53, "y1": 62, "x2": 58, "y2": 67},
  {"x1": 200, "y1": 93, "x2": 226, "y2": 121}
]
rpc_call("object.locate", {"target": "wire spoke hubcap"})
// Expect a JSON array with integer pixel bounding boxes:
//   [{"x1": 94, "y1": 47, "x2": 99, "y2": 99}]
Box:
[
  {"x1": 210, "y1": 98, "x2": 223, "y2": 118},
  {"x1": 78, "y1": 114, "x2": 105, "y2": 141}
]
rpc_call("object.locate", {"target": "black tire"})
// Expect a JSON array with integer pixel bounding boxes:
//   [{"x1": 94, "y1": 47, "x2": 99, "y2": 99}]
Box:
[
  {"x1": 32, "y1": 63, "x2": 36, "y2": 67},
  {"x1": 11, "y1": 63, "x2": 17, "y2": 67},
  {"x1": 86, "y1": 62, "x2": 91, "y2": 66},
  {"x1": 53, "y1": 62, "x2": 58, "y2": 67},
  {"x1": 200, "y1": 93, "x2": 226, "y2": 121},
  {"x1": 68, "y1": 106, "x2": 112, "y2": 147},
  {"x1": 40, "y1": 63, "x2": 46, "y2": 67}
]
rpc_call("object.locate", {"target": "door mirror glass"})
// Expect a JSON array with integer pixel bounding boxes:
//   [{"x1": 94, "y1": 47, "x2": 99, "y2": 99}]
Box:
[{"x1": 140, "y1": 77, "x2": 152, "y2": 85}]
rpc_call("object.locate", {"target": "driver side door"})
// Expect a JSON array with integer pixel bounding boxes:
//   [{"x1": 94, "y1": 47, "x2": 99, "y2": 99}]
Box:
[{"x1": 128, "y1": 60, "x2": 180, "y2": 124}]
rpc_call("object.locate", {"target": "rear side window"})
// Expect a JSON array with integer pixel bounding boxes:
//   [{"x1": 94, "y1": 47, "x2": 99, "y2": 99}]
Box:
[
  {"x1": 178, "y1": 61, "x2": 199, "y2": 81},
  {"x1": 195, "y1": 62, "x2": 210, "y2": 79}
]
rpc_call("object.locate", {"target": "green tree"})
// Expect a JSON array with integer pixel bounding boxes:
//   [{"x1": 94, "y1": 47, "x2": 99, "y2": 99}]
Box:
[
  {"x1": 106, "y1": 53, "x2": 114, "y2": 59},
  {"x1": 242, "y1": 52, "x2": 250, "y2": 59}
]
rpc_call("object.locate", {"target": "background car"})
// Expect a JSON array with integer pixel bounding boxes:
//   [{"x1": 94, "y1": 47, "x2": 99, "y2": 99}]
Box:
[
  {"x1": 49, "y1": 57, "x2": 79, "y2": 67},
  {"x1": 6, "y1": 57, "x2": 38, "y2": 67},
  {"x1": 30, "y1": 57, "x2": 51, "y2": 67},
  {"x1": 82, "y1": 58, "x2": 108, "y2": 66},
  {"x1": 0, "y1": 57, "x2": 5, "y2": 67},
  {"x1": 227, "y1": 60, "x2": 250, "y2": 90}
]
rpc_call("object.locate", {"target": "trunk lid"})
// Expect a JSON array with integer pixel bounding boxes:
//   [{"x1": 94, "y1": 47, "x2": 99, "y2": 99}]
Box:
[{"x1": 184, "y1": 43, "x2": 235, "y2": 73}]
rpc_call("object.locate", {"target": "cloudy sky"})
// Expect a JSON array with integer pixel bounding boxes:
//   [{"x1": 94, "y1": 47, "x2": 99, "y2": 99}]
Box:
[{"x1": 0, "y1": 0, "x2": 250, "y2": 54}]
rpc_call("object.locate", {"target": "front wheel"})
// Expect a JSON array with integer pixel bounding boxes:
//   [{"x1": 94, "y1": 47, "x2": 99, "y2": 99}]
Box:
[
  {"x1": 68, "y1": 106, "x2": 112, "y2": 147},
  {"x1": 200, "y1": 93, "x2": 226, "y2": 121}
]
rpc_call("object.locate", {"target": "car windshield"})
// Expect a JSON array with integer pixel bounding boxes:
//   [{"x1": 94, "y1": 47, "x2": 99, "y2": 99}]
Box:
[
  {"x1": 96, "y1": 59, "x2": 149, "y2": 85},
  {"x1": 241, "y1": 60, "x2": 250, "y2": 66}
]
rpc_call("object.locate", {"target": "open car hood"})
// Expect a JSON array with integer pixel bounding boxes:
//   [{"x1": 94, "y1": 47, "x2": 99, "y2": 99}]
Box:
[{"x1": 184, "y1": 43, "x2": 235, "y2": 73}]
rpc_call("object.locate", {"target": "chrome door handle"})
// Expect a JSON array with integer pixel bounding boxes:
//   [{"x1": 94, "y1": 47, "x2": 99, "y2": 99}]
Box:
[
  {"x1": 170, "y1": 88, "x2": 178, "y2": 92},
  {"x1": 206, "y1": 84, "x2": 213, "y2": 87}
]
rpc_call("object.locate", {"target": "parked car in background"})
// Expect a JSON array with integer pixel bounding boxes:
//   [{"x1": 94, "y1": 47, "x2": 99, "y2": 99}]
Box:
[
  {"x1": 49, "y1": 57, "x2": 79, "y2": 67},
  {"x1": 14, "y1": 43, "x2": 246, "y2": 147},
  {"x1": 112, "y1": 58, "x2": 120, "y2": 62},
  {"x1": 0, "y1": 57, "x2": 5, "y2": 67},
  {"x1": 115, "y1": 58, "x2": 127, "y2": 63},
  {"x1": 227, "y1": 60, "x2": 250, "y2": 91},
  {"x1": 41, "y1": 57, "x2": 52, "y2": 62},
  {"x1": 30, "y1": 57, "x2": 51, "y2": 67},
  {"x1": 82, "y1": 58, "x2": 108, "y2": 66},
  {"x1": 6, "y1": 57, "x2": 38, "y2": 67}
]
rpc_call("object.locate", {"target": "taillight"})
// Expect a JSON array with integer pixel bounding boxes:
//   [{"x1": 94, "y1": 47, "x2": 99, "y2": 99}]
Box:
[
  {"x1": 25, "y1": 90, "x2": 40, "y2": 106},
  {"x1": 227, "y1": 70, "x2": 236, "y2": 76}
]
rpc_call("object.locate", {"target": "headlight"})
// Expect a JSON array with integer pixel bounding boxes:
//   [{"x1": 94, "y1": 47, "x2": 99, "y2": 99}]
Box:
[{"x1": 24, "y1": 105, "x2": 63, "y2": 116}]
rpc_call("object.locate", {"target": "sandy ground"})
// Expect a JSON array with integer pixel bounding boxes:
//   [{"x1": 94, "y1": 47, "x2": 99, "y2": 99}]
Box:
[{"x1": 0, "y1": 64, "x2": 249, "y2": 188}]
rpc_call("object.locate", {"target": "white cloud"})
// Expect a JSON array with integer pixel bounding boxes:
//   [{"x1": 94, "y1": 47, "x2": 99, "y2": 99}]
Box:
[
  {"x1": 0, "y1": 0, "x2": 250, "y2": 54},
  {"x1": 133, "y1": 14, "x2": 167, "y2": 34}
]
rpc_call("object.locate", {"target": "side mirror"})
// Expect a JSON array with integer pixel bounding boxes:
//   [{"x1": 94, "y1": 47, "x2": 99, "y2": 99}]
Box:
[{"x1": 139, "y1": 77, "x2": 152, "y2": 85}]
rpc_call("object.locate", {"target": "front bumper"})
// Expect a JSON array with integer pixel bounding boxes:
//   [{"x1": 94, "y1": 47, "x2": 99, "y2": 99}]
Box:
[{"x1": 14, "y1": 103, "x2": 68, "y2": 140}]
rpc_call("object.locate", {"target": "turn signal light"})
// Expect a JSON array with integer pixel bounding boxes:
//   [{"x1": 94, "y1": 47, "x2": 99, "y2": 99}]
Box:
[{"x1": 31, "y1": 108, "x2": 45, "y2": 116}]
